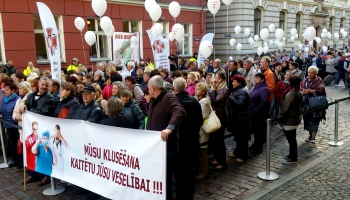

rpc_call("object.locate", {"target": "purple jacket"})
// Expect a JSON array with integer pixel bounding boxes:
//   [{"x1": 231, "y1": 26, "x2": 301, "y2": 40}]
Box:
[{"x1": 250, "y1": 82, "x2": 270, "y2": 115}]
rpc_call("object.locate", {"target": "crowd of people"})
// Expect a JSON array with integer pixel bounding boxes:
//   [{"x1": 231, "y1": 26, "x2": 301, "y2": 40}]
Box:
[{"x1": 0, "y1": 44, "x2": 347, "y2": 199}]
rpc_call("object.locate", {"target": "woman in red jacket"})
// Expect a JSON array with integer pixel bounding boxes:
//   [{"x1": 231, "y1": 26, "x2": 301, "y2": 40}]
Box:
[{"x1": 275, "y1": 70, "x2": 291, "y2": 102}]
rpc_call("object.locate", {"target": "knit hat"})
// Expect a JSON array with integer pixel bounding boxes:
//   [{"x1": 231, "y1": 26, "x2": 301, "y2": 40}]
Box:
[{"x1": 18, "y1": 81, "x2": 33, "y2": 93}]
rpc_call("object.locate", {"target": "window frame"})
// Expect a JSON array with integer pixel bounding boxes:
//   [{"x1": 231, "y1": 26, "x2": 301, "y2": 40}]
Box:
[
  {"x1": 178, "y1": 23, "x2": 192, "y2": 57},
  {"x1": 254, "y1": 9, "x2": 261, "y2": 36},
  {"x1": 0, "y1": 14, "x2": 5, "y2": 65},
  {"x1": 296, "y1": 13, "x2": 301, "y2": 35},
  {"x1": 329, "y1": 17, "x2": 334, "y2": 34},
  {"x1": 340, "y1": 17, "x2": 345, "y2": 38},
  {"x1": 33, "y1": 14, "x2": 66, "y2": 64},
  {"x1": 279, "y1": 11, "x2": 286, "y2": 32},
  {"x1": 87, "y1": 18, "x2": 112, "y2": 62}
]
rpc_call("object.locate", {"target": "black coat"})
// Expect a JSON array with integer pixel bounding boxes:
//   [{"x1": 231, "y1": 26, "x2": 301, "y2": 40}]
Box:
[
  {"x1": 74, "y1": 100, "x2": 104, "y2": 123},
  {"x1": 175, "y1": 92, "x2": 203, "y2": 148},
  {"x1": 53, "y1": 96, "x2": 80, "y2": 119},
  {"x1": 226, "y1": 69, "x2": 241, "y2": 94},
  {"x1": 25, "y1": 91, "x2": 55, "y2": 116},
  {"x1": 100, "y1": 115, "x2": 136, "y2": 129},
  {"x1": 228, "y1": 85, "x2": 251, "y2": 133}
]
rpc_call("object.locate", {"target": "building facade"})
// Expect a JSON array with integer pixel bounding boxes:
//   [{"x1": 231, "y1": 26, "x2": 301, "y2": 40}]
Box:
[
  {"x1": 207, "y1": 0, "x2": 350, "y2": 61},
  {"x1": 0, "y1": 0, "x2": 206, "y2": 72}
]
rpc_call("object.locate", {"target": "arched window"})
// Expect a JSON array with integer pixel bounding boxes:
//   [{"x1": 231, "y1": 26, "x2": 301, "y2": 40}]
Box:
[
  {"x1": 329, "y1": 17, "x2": 334, "y2": 34},
  {"x1": 296, "y1": 13, "x2": 301, "y2": 35},
  {"x1": 254, "y1": 9, "x2": 261, "y2": 35},
  {"x1": 279, "y1": 11, "x2": 285, "y2": 31},
  {"x1": 340, "y1": 18, "x2": 345, "y2": 38}
]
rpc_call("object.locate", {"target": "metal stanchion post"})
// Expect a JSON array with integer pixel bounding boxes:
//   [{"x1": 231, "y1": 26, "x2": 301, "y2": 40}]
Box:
[
  {"x1": 0, "y1": 122, "x2": 9, "y2": 168},
  {"x1": 43, "y1": 177, "x2": 65, "y2": 195},
  {"x1": 328, "y1": 100, "x2": 343, "y2": 146},
  {"x1": 258, "y1": 119, "x2": 279, "y2": 180}
]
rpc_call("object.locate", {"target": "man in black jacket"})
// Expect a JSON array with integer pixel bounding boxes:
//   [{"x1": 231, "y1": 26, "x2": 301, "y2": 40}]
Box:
[
  {"x1": 74, "y1": 86, "x2": 104, "y2": 123},
  {"x1": 173, "y1": 78, "x2": 203, "y2": 200},
  {"x1": 227, "y1": 60, "x2": 241, "y2": 94}
]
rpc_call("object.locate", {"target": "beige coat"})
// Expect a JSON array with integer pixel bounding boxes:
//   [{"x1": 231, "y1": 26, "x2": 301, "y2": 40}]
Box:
[
  {"x1": 244, "y1": 67, "x2": 257, "y2": 92},
  {"x1": 197, "y1": 97, "x2": 211, "y2": 148},
  {"x1": 12, "y1": 92, "x2": 31, "y2": 142}
]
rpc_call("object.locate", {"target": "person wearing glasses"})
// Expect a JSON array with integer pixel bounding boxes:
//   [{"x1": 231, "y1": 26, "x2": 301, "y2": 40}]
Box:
[{"x1": 67, "y1": 57, "x2": 81, "y2": 72}]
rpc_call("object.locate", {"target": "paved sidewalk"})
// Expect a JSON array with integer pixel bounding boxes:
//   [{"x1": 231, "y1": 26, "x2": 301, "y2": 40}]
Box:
[{"x1": 0, "y1": 85, "x2": 349, "y2": 200}]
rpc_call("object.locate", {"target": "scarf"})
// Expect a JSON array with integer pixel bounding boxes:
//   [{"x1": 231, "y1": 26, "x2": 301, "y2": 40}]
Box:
[
  {"x1": 214, "y1": 81, "x2": 227, "y2": 91},
  {"x1": 4, "y1": 93, "x2": 17, "y2": 103}
]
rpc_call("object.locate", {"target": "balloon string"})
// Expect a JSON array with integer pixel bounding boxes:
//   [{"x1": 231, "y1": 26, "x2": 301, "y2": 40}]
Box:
[
  {"x1": 80, "y1": 33, "x2": 88, "y2": 71},
  {"x1": 213, "y1": 15, "x2": 215, "y2": 58}
]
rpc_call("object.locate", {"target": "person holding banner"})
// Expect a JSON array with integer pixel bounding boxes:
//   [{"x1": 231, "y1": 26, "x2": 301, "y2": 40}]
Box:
[
  {"x1": 146, "y1": 75, "x2": 186, "y2": 200},
  {"x1": 100, "y1": 98, "x2": 136, "y2": 129},
  {"x1": 52, "y1": 82, "x2": 80, "y2": 119}
]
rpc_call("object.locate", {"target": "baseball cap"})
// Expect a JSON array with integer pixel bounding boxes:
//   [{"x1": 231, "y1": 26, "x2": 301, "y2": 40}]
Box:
[{"x1": 80, "y1": 85, "x2": 95, "y2": 93}]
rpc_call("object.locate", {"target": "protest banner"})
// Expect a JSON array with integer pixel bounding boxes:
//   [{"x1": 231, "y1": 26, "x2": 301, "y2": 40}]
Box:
[
  {"x1": 113, "y1": 32, "x2": 140, "y2": 66},
  {"x1": 22, "y1": 112, "x2": 166, "y2": 200},
  {"x1": 146, "y1": 30, "x2": 170, "y2": 70}
]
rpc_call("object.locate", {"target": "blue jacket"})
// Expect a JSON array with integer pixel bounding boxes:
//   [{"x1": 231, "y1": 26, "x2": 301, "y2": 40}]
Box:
[{"x1": 1, "y1": 94, "x2": 20, "y2": 129}]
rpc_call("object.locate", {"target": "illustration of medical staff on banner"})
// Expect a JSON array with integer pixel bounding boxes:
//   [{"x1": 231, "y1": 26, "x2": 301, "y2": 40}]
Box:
[
  {"x1": 113, "y1": 32, "x2": 140, "y2": 66},
  {"x1": 197, "y1": 33, "x2": 214, "y2": 68},
  {"x1": 22, "y1": 112, "x2": 166, "y2": 200},
  {"x1": 146, "y1": 27, "x2": 170, "y2": 70}
]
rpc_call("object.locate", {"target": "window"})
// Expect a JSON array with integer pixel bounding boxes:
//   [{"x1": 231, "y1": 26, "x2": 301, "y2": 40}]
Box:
[
  {"x1": 178, "y1": 24, "x2": 191, "y2": 56},
  {"x1": 254, "y1": 9, "x2": 261, "y2": 35},
  {"x1": 87, "y1": 19, "x2": 110, "y2": 60},
  {"x1": 34, "y1": 15, "x2": 65, "y2": 63},
  {"x1": 123, "y1": 21, "x2": 139, "y2": 32},
  {"x1": 279, "y1": 11, "x2": 285, "y2": 31},
  {"x1": 340, "y1": 18, "x2": 345, "y2": 38},
  {"x1": 296, "y1": 13, "x2": 301, "y2": 35},
  {"x1": 329, "y1": 17, "x2": 334, "y2": 34}
]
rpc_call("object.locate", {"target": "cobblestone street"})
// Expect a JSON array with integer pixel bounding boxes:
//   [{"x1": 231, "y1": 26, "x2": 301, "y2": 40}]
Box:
[{"x1": 0, "y1": 85, "x2": 349, "y2": 200}]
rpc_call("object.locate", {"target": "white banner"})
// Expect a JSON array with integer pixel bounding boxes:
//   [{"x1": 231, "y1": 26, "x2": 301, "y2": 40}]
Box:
[
  {"x1": 113, "y1": 32, "x2": 140, "y2": 66},
  {"x1": 198, "y1": 33, "x2": 214, "y2": 68},
  {"x1": 37, "y1": 2, "x2": 61, "y2": 83},
  {"x1": 23, "y1": 112, "x2": 166, "y2": 200},
  {"x1": 146, "y1": 30, "x2": 170, "y2": 70}
]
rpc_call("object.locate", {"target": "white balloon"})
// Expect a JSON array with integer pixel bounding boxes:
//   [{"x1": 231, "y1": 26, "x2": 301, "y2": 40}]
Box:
[
  {"x1": 298, "y1": 43, "x2": 303, "y2": 49},
  {"x1": 91, "y1": 0, "x2": 107, "y2": 17},
  {"x1": 257, "y1": 47, "x2": 263, "y2": 56},
  {"x1": 275, "y1": 28, "x2": 284, "y2": 40},
  {"x1": 145, "y1": 0, "x2": 156, "y2": 12},
  {"x1": 84, "y1": 31, "x2": 96, "y2": 46},
  {"x1": 316, "y1": 37, "x2": 321, "y2": 44},
  {"x1": 278, "y1": 43, "x2": 283, "y2": 49},
  {"x1": 222, "y1": 0, "x2": 233, "y2": 6},
  {"x1": 269, "y1": 40, "x2": 273, "y2": 45},
  {"x1": 264, "y1": 42, "x2": 268, "y2": 46},
  {"x1": 172, "y1": 23, "x2": 184, "y2": 42},
  {"x1": 260, "y1": 28, "x2": 269, "y2": 40},
  {"x1": 263, "y1": 46, "x2": 269, "y2": 53},
  {"x1": 334, "y1": 32, "x2": 339, "y2": 39},
  {"x1": 169, "y1": 1, "x2": 181, "y2": 18},
  {"x1": 290, "y1": 36, "x2": 294, "y2": 41},
  {"x1": 304, "y1": 27, "x2": 316, "y2": 41},
  {"x1": 74, "y1": 17, "x2": 85, "y2": 32},
  {"x1": 283, "y1": 37, "x2": 286, "y2": 41},
  {"x1": 244, "y1": 28, "x2": 251, "y2": 37},
  {"x1": 327, "y1": 32, "x2": 332, "y2": 39},
  {"x1": 322, "y1": 46, "x2": 328, "y2": 52},
  {"x1": 250, "y1": 41, "x2": 255, "y2": 47},
  {"x1": 305, "y1": 47, "x2": 309, "y2": 53},
  {"x1": 229, "y1": 56, "x2": 233, "y2": 61},
  {"x1": 269, "y1": 24, "x2": 275, "y2": 32},
  {"x1": 207, "y1": 0, "x2": 220, "y2": 15},
  {"x1": 322, "y1": 28, "x2": 328, "y2": 34},
  {"x1": 104, "y1": 25, "x2": 114, "y2": 38},
  {"x1": 234, "y1": 26, "x2": 241, "y2": 35},
  {"x1": 291, "y1": 28, "x2": 297, "y2": 36},
  {"x1": 340, "y1": 28, "x2": 345, "y2": 33},
  {"x1": 149, "y1": 4, "x2": 162, "y2": 21},
  {"x1": 274, "y1": 40, "x2": 279, "y2": 45},
  {"x1": 236, "y1": 43, "x2": 242, "y2": 51},
  {"x1": 248, "y1": 37, "x2": 254, "y2": 43},
  {"x1": 254, "y1": 35, "x2": 259, "y2": 41},
  {"x1": 130, "y1": 36, "x2": 138, "y2": 45},
  {"x1": 294, "y1": 34, "x2": 298, "y2": 39},
  {"x1": 168, "y1": 32, "x2": 175, "y2": 41},
  {"x1": 151, "y1": 23, "x2": 163, "y2": 38},
  {"x1": 229, "y1": 38, "x2": 236, "y2": 47},
  {"x1": 309, "y1": 40, "x2": 313, "y2": 47},
  {"x1": 100, "y1": 16, "x2": 112, "y2": 32},
  {"x1": 199, "y1": 40, "x2": 213, "y2": 58},
  {"x1": 321, "y1": 33, "x2": 325, "y2": 38},
  {"x1": 343, "y1": 31, "x2": 348, "y2": 37}
]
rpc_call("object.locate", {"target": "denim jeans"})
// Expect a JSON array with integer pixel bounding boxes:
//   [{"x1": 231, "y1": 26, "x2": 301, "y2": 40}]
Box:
[
  {"x1": 269, "y1": 96, "x2": 279, "y2": 120},
  {"x1": 335, "y1": 72, "x2": 346, "y2": 85}
]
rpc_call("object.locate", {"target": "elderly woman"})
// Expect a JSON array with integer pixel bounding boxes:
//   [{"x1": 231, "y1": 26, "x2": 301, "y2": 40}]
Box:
[
  {"x1": 91, "y1": 83, "x2": 107, "y2": 114},
  {"x1": 194, "y1": 82, "x2": 211, "y2": 180},
  {"x1": 111, "y1": 81, "x2": 125, "y2": 99},
  {"x1": 100, "y1": 98, "x2": 136, "y2": 129},
  {"x1": 1, "y1": 83, "x2": 20, "y2": 168},
  {"x1": 186, "y1": 72, "x2": 198, "y2": 96},
  {"x1": 53, "y1": 82, "x2": 80, "y2": 119},
  {"x1": 279, "y1": 75, "x2": 302, "y2": 164},
  {"x1": 119, "y1": 88, "x2": 145, "y2": 130},
  {"x1": 125, "y1": 76, "x2": 144, "y2": 104},
  {"x1": 140, "y1": 71, "x2": 150, "y2": 92},
  {"x1": 228, "y1": 75, "x2": 251, "y2": 162},
  {"x1": 250, "y1": 73, "x2": 270, "y2": 154},
  {"x1": 13, "y1": 82, "x2": 32, "y2": 140},
  {"x1": 301, "y1": 66, "x2": 326, "y2": 143},
  {"x1": 94, "y1": 70, "x2": 106, "y2": 90},
  {"x1": 208, "y1": 71, "x2": 229, "y2": 170}
]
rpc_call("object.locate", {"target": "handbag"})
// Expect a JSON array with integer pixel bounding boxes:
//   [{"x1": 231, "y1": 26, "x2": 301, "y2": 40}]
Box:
[
  {"x1": 17, "y1": 139, "x2": 23, "y2": 155},
  {"x1": 58, "y1": 107, "x2": 69, "y2": 118},
  {"x1": 202, "y1": 97, "x2": 221, "y2": 134},
  {"x1": 308, "y1": 95, "x2": 328, "y2": 111}
]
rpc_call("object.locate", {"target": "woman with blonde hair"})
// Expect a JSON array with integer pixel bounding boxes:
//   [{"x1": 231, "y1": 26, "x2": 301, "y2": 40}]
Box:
[
  {"x1": 185, "y1": 72, "x2": 199, "y2": 96},
  {"x1": 90, "y1": 83, "x2": 107, "y2": 114}
]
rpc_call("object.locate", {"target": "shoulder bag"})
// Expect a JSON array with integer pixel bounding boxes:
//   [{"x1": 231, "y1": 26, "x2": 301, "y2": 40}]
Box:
[{"x1": 202, "y1": 97, "x2": 221, "y2": 134}]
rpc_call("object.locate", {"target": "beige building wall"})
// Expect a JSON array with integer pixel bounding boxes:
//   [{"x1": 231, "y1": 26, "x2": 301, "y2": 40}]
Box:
[{"x1": 206, "y1": 0, "x2": 350, "y2": 61}]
